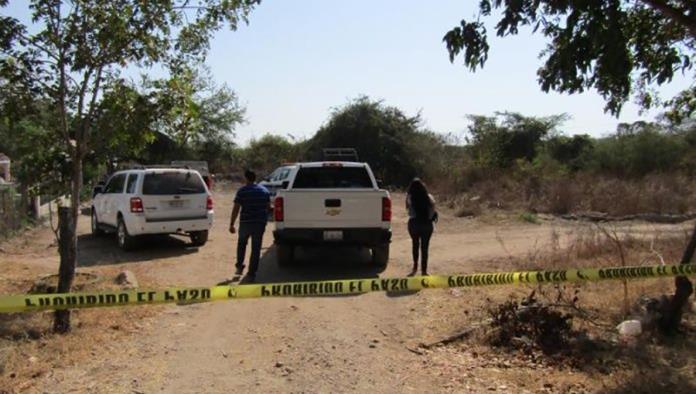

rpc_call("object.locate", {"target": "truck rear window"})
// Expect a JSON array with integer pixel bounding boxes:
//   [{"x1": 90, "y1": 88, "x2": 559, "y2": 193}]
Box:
[
  {"x1": 292, "y1": 167, "x2": 373, "y2": 189},
  {"x1": 142, "y1": 172, "x2": 206, "y2": 195}
]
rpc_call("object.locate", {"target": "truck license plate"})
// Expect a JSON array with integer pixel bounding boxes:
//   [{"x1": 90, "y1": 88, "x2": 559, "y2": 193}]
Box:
[
  {"x1": 323, "y1": 231, "x2": 343, "y2": 241},
  {"x1": 169, "y1": 200, "x2": 184, "y2": 208}
]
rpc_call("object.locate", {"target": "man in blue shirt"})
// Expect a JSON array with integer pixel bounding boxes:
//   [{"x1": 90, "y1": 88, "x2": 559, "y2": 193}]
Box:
[{"x1": 229, "y1": 169, "x2": 271, "y2": 282}]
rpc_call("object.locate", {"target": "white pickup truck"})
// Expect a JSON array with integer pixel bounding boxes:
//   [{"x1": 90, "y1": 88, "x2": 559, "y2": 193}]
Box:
[{"x1": 272, "y1": 162, "x2": 392, "y2": 270}]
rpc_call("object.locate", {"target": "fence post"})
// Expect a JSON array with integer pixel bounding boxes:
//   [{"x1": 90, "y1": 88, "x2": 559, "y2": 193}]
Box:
[{"x1": 53, "y1": 207, "x2": 76, "y2": 333}]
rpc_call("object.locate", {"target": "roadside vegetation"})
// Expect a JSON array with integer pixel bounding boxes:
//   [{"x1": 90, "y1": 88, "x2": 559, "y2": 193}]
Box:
[
  {"x1": 230, "y1": 98, "x2": 696, "y2": 219},
  {"x1": 414, "y1": 224, "x2": 696, "y2": 393}
]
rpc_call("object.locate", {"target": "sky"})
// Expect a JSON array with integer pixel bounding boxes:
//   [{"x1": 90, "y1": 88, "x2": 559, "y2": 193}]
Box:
[{"x1": 4, "y1": 0, "x2": 692, "y2": 145}]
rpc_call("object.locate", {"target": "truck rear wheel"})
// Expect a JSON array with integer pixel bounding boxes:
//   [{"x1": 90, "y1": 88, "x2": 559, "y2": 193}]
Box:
[
  {"x1": 277, "y1": 244, "x2": 295, "y2": 266},
  {"x1": 371, "y1": 244, "x2": 389, "y2": 271},
  {"x1": 190, "y1": 230, "x2": 209, "y2": 247}
]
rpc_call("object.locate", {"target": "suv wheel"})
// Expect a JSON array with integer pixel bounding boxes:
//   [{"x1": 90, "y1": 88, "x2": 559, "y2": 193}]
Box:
[
  {"x1": 117, "y1": 217, "x2": 136, "y2": 251},
  {"x1": 91, "y1": 209, "x2": 104, "y2": 236},
  {"x1": 190, "y1": 230, "x2": 209, "y2": 247},
  {"x1": 371, "y1": 244, "x2": 389, "y2": 272},
  {"x1": 277, "y1": 244, "x2": 294, "y2": 266}
]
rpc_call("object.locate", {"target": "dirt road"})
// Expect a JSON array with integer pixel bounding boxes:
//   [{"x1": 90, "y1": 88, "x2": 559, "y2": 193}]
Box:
[{"x1": 2, "y1": 188, "x2": 692, "y2": 393}]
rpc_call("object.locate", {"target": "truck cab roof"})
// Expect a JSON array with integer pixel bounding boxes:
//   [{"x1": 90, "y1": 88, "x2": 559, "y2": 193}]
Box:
[{"x1": 298, "y1": 161, "x2": 368, "y2": 168}]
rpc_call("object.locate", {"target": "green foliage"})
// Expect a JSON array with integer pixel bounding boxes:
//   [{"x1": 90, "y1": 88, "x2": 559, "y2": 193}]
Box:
[
  {"x1": 307, "y1": 96, "x2": 432, "y2": 186},
  {"x1": 90, "y1": 78, "x2": 158, "y2": 166},
  {"x1": 444, "y1": 1, "x2": 695, "y2": 115},
  {"x1": 243, "y1": 134, "x2": 303, "y2": 174},
  {"x1": 0, "y1": 0, "x2": 259, "y2": 213},
  {"x1": 544, "y1": 134, "x2": 595, "y2": 171},
  {"x1": 195, "y1": 138, "x2": 239, "y2": 174},
  {"x1": 147, "y1": 62, "x2": 245, "y2": 149},
  {"x1": 663, "y1": 87, "x2": 696, "y2": 124},
  {"x1": 0, "y1": 98, "x2": 69, "y2": 193},
  {"x1": 466, "y1": 112, "x2": 567, "y2": 168},
  {"x1": 519, "y1": 211, "x2": 539, "y2": 224},
  {"x1": 590, "y1": 121, "x2": 691, "y2": 177}
]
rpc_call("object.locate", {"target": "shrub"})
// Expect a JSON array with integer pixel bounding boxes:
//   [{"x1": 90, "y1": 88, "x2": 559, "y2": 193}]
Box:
[
  {"x1": 487, "y1": 291, "x2": 576, "y2": 355},
  {"x1": 466, "y1": 112, "x2": 567, "y2": 169},
  {"x1": 589, "y1": 122, "x2": 689, "y2": 177},
  {"x1": 544, "y1": 134, "x2": 594, "y2": 171},
  {"x1": 242, "y1": 134, "x2": 303, "y2": 174}
]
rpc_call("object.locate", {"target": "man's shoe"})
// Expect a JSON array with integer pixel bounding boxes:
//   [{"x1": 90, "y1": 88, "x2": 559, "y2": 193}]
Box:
[
  {"x1": 241, "y1": 274, "x2": 256, "y2": 284},
  {"x1": 234, "y1": 266, "x2": 244, "y2": 276}
]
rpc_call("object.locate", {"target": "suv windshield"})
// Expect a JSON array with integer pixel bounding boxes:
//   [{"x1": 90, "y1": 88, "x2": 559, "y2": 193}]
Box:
[
  {"x1": 142, "y1": 172, "x2": 206, "y2": 195},
  {"x1": 292, "y1": 167, "x2": 373, "y2": 189}
]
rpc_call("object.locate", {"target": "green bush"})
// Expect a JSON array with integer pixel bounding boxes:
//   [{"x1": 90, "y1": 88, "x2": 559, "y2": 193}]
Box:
[
  {"x1": 466, "y1": 112, "x2": 567, "y2": 169},
  {"x1": 544, "y1": 134, "x2": 594, "y2": 171},
  {"x1": 589, "y1": 122, "x2": 689, "y2": 176},
  {"x1": 306, "y1": 96, "x2": 458, "y2": 186},
  {"x1": 243, "y1": 134, "x2": 303, "y2": 174}
]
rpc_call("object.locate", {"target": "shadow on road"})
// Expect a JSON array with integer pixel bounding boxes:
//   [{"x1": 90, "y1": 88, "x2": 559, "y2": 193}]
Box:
[
  {"x1": 77, "y1": 233, "x2": 199, "y2": 267},
  {"x1": 253, "y1": 245, "x2": 381, "y2": 284}
]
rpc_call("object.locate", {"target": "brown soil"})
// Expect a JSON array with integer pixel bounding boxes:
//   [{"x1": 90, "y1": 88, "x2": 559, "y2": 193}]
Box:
[{"x1": 0, "y1": 188, "x2": 694, "y2": 393}]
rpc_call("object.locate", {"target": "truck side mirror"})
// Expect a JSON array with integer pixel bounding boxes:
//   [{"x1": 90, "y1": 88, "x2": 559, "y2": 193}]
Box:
[
  {"x1": 281, "y1": 181, "x2": 290, "y2": 189},
  {"x1": 92, "y1": 185, "x2": 103, "y2": 197}
]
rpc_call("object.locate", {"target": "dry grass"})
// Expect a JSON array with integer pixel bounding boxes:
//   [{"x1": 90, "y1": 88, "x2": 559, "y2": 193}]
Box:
[
  {"x1": 0, "y1": 261, "x2": 162, "y2": 393},
  {"x1": 412, "y1": 224, "x2": 696, "y2": 393},
  {"x1": 447, "y1": 172, "x2": 696, "y2": 217}
]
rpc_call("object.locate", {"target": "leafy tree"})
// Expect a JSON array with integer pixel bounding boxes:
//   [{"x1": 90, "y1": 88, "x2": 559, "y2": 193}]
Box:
[
  {"x1": 443, "y1": 1, "x2": 695, "y2": 115},
  {"x1": 195, "y1": 137, "x2": 239, "y2": 174},
  {"x1": 664, "y1": 87, "x2": 696, "y2": 124},
  {"x1": 90, "y1": 78, "x2": 158, "y2": 170},
  {"x1": 0, "y1": 0, "x2": 259, "y2": 332},
  {"x1": 0, "y1": 78, "x2": 69, "y2": 196},
  {"x1": 466, "y1": 112, "x2": 567, "y2": 168},
  {"x1": 244, "y1": 134, "x2": 302, "y2": 174},
  {"x1": 307, "y1": 96, "x2": 423, "y2": 186},
  {"x1": 591, "y1": 121, "x2": 689, "y2": 176},
  {"x1": 148, "y1": 62, "x2": 245, "y2": 149},
  {"x1": 0, "y1": 99, "x2": 70, "y2": 193},
  {"x1": 544, "y1": 134, "x2": 594, "y2": 171}
]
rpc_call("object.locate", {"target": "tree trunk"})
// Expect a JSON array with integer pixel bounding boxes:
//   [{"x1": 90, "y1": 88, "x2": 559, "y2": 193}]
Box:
[
  {"x1": 53, "y1": 155, "x2": 82, "y2": 333},
  {"x1": 659, "y1": 222, "x2": 696, "y2": 334},
  {"x1": 53, "y1": 206, "x2": 76, "y2": 333}
]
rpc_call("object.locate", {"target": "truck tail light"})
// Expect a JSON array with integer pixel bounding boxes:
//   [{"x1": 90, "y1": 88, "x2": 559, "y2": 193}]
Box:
[
  {"x1": 274, "y1": 196, "x2": 284, "y2": 222},
  {"x1": 130, "y1": 197, "x2": 144, "y2": 213},
  {"x1": 206, "y1": 195, "x2": 214, "y2": 210},
  {"x1": 382, "y1": 197, "x2": 391, "y2": 222}
]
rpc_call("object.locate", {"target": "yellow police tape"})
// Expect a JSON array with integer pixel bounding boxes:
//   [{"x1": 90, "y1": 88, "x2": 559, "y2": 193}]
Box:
[{"x1": 0, "y1": 263, "x2": 694, "y2": 314}]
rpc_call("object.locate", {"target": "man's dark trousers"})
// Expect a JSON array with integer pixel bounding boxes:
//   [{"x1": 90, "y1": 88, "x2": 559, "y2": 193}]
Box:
[{"x1": 237, "y1": 221, "x2": 266, "y2": 275}]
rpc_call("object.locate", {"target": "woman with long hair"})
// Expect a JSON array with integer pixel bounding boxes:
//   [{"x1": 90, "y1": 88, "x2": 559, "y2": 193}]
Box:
[{"x1": 406, "y1": 178, "x2": 437, "y2": 276}]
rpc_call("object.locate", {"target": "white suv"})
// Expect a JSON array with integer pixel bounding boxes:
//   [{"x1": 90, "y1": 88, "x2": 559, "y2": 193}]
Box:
[{"x1": 91, "y1": 168, "x2": 214, "y2": 250}]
